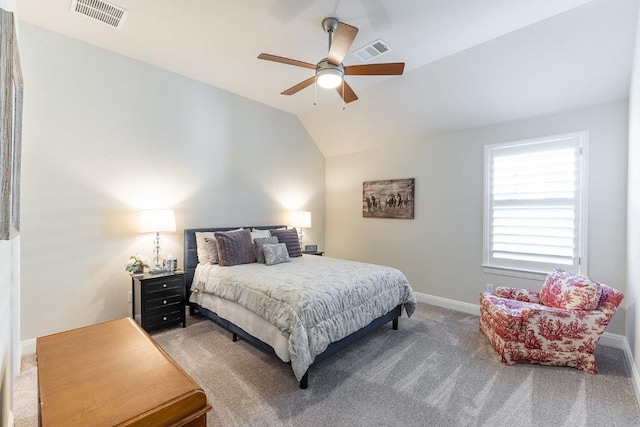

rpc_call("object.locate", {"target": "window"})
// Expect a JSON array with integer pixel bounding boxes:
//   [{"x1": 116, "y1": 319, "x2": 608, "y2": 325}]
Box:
[{"x1": 483, "y1": 131, "x2": 587, "y2": 278}]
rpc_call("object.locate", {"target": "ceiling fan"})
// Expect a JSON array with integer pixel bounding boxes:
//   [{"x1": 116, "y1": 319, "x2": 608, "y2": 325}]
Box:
[{"x1": 258, "y1": 17, "x2": 405, "y2": 103}]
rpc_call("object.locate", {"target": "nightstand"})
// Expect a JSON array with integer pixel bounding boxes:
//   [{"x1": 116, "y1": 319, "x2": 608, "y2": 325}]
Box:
[
  {"x1": 302, "y1": 251, "x2": 324, "y2": 256},
  {"x1": 131, "y1": 270, "x2": 186, "y2": 332}
]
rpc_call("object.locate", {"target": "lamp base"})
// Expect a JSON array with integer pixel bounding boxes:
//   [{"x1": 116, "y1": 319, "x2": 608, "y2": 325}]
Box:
[{"x1": 152, "y1": 232, "x2": 163, "y2": 271}]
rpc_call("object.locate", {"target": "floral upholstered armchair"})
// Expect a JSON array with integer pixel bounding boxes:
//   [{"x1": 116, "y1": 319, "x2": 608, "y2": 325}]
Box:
[{"x1": 479, "y1": 269, "x2": 624, "y2": 374}]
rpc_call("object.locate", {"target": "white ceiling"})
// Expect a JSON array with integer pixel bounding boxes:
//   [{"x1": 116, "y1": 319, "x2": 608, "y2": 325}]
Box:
[{"x1": 16, "y1": 0, "x2": 638, "y2": 157}]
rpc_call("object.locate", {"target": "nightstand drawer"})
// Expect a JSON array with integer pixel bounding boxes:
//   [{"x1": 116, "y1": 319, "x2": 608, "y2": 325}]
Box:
[
  {"x1": 146, "y1": 309, "x2": 183, "y2": 328},
  {"x1": 144, "y1": 277, "x2": 183, "y2": 294},
  {"x1": 145, "y1": 293, "x2": 182, "y2": 311},
  {"x1": 132, "y1": 271, "x2": 186, "y2": 332}
]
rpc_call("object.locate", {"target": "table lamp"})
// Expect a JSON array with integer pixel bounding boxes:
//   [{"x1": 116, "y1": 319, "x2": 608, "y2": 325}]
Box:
[
  {"x1": 140, "y1": 209, "x2": 176, "y2": 271},
  {"x1": 290, "y1": 210, "x2": 311, "y2": 249}
]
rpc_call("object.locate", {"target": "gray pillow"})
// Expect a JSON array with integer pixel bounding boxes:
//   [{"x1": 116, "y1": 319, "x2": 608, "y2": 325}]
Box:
[
  {"x1": 253, "y1": 236, "x2": 279, "y2": 263},
  {"x1": 263, "y1": 243, "x2": 291, "y2": 266},
  {"x1": 214, "y1": 229, "x2": 256, "y2": 266},
  {"x1": 269, "y1": 228, "x2": 302, "y2": 257},
  {"x1": 203, "y1": 237, "x2": 219, "y2": 264}
]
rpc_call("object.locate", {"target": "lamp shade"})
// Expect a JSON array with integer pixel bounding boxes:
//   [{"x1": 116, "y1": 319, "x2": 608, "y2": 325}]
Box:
[
  {"x1": 290, "y1": 211, "x2": 311, "y2": 228},
  {"x1": 139, "y1": 210, "x2": 176, "y2": 233}
]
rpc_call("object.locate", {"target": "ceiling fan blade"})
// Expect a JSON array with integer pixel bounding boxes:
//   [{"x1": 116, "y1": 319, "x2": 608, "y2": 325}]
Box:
[
  {"x1": 281, "y1": 76, "x2": 316, "y2": 96},
  {"x1": 258, "y1": 53, "x2": 316, "y2": 70},
  {"x1": 328, "y1": 22, "x2": 358, "y2": 65},
  {"x1": 345, "y1": 63, "x2": 405, "y2": 76},
  {"x1": 336, "y1": 80, "x2": 358, "y2": 103}
]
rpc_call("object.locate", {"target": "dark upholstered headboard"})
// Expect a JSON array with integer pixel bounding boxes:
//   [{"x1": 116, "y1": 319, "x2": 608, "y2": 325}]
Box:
[{"x1": 183, "y1": 225, "x2": 287, "y2": 292}]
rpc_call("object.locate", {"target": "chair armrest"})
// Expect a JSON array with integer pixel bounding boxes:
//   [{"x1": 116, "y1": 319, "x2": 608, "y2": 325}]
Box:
[
  {"x1": 522, "y1": 305, "x2": 613, "y2": 352},
  {"x1": 495, "y1": 287, "x2": 542, "y2": 304},
  {"x1": 598, "y1": 284, "x2": 625, "y2": 315}
]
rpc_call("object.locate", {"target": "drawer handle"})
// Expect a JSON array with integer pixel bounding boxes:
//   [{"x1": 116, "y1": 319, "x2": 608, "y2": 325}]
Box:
[
  {"x1": 162, "y1": 283, "x2": 167, "y2": 288},
  {"x1": 163, "y1": 300, "x2": 167, "y2": 304}
]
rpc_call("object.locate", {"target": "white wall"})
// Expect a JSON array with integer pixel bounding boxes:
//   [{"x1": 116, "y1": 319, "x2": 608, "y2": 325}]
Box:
[
  {"x1": 627, "y1": 7, "x2": 640, "y2": 373},
  {"x1": 17, "y1": 22, "x2": 325, "y2": 343},
  {"x1": 326, "y1": 101, "x2": 628, "y2": 335}
]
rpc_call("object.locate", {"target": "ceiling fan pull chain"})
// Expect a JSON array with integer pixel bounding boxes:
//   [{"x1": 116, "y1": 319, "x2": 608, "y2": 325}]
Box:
[
  {"x1": 342, "y1": 82, "x2": 346, "y2": 110},
  {"x1": 314, "y1": 76, "x2": 317, "y2": 106}
]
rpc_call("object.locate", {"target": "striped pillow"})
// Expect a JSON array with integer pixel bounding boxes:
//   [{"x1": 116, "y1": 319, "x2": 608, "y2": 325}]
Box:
[
  {"x1": 214, "y1": 229, "x2": 256, "y2": 266},
  {"x1": 269, "y1": 228, "x2": 302, "y2": 257},
  {"x1": 253, "y1": 236, "x2": 279, "y2": 263}
]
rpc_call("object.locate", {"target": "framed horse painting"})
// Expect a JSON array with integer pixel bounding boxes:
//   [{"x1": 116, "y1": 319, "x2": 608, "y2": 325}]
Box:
[{"x1": 363, "y1": 178, "x2": 414, "y2": 219}]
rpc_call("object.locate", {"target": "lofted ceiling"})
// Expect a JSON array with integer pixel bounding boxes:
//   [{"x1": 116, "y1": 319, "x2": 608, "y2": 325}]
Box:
[{"x1": 16, "y1": 0, "x2": 639, "y2": 157}]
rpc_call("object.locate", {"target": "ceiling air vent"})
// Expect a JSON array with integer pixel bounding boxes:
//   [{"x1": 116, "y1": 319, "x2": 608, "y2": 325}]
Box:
[
  {"x1": 70, "y1": 0, "x2": 128, "y2": 29},
  {"x1": 353, "y1": 39, "x2": 391, "y2": 62}
]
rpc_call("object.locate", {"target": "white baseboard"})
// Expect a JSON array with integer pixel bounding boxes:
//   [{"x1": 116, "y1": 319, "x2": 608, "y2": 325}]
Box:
[
  {"x1": 622, "y1": 334, "x2": 640, "y2": 410},
  {"x1": 414, "y1": 290, "x2": 640, "y2": 408},
  {"x1": 415, "y1": 292, "x2": 480, "y2": 316},
  {"x1": 21, "y1": 338, "x2": 35, "y2": 356}
]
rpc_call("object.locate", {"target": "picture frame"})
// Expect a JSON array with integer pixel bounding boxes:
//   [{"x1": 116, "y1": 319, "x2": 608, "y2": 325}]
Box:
[
  {"x1": 304, "y1": 245, "x2": 318, "y2": 252},
  {"x1": 0, "y1": 9, "x2": 23, "y2": 240},
  {"x1": 363, "y1": 178, "x2": 415, "y2": 219}
]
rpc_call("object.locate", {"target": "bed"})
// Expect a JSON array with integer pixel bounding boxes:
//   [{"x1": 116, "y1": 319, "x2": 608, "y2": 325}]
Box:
[{"x1": 184, "y1": 225, "x2": 417, "y2": 388}]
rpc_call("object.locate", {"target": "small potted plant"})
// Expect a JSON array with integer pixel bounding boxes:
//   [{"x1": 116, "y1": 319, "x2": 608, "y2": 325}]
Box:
[{"x1": 125, "y1": 254, "x2": 149, "y2": 274}]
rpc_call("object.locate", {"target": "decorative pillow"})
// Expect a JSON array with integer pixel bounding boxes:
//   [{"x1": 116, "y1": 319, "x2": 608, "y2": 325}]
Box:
[
  {"x1": 250, "y1": 229, "x2": 271, "y2": 241},
  {"x1": 195, "y1": 228, "x2": 242, "y2": 264},
  {"x1": 269, "y1": 228, "x2": 302, "y2": 257},
  {"x1": 214, "y1": 229, "x2": 256, "y2": 266},
  {"x1": 253, "y1": 236, "x2": 279, "y2": 263},
  {"x1": 195, "y1": 232, "x2": 217, "y2": 264},
  {"x1": 263, "y1": 243, "x2": 291, "y2": 266},
  {"x1": 204, "y1": 237, "x2": 220, "y2": 265},
  {"x1": 540, "y1": 269, "x2": 602, "y2": 310}
]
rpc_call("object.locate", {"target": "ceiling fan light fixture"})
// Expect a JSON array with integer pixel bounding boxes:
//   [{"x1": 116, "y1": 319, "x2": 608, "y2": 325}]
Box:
[{"x1": 316, "y1": 68, "x2": 343, "y2": 89}]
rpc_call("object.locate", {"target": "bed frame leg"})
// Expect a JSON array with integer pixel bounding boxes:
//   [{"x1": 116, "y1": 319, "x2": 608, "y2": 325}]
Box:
[
  {"x1": 392, "y1": 317, "x2": 398, "y2": 330},
  {"x1": 299, "y1": 371, "x2": 308, "y2": 389},
  {"x1": 232, "y1": 333, "x2": 239, "y2": 342}
]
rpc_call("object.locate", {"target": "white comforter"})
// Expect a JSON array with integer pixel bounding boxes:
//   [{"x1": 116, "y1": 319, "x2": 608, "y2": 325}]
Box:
[{"x1": 190, "y1": 255, "x2": 417, "y2": 380}]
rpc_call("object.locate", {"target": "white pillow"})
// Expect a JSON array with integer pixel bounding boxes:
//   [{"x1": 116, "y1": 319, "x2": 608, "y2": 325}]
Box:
[
  {"x1": 195, "y1": 228, "x2": 242, "y2": 264},
  {"x1": 251, "y1": 229, "x2": 271, "y2": 241},
  {"x1": 195, "y1": 232, "x2": 216, "y2": 264}
]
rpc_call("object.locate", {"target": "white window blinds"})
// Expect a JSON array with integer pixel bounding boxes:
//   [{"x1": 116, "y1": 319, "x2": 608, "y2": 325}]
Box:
[{"x1": 483, "y1": 132, "x2": 587, "y2": 276}]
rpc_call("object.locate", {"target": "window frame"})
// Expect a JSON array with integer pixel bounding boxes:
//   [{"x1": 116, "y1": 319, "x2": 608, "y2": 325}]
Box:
[{"x1": 482, "y1": 131, "x2": 589, "y2": 280}]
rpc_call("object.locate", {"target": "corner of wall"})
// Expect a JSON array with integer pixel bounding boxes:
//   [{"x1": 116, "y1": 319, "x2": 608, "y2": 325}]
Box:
[
  {"x1": 20, "y1": 339, "x2": 35, "y2": 357},
  {"x1": 623, "y1": 335, "x2": 640, "y2": 410}
]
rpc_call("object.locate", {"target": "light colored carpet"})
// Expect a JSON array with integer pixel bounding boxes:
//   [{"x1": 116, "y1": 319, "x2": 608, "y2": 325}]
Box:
[{"x1": 14, "y1": 303, "x2": 640, "y2": 426}]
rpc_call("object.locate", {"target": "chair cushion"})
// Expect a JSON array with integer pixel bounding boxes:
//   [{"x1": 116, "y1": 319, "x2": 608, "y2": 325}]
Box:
[{"x1": 540, "y1": 269, "x2": 602, "y2": 310}]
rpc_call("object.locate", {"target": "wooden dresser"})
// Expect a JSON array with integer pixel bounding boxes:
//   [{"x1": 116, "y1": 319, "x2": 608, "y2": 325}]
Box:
[{"x1": 37, "y1": 318, "x2": 211, "y2": 426}]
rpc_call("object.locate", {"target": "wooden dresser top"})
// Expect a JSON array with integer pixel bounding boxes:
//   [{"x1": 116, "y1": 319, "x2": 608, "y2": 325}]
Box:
[{"x1": 37, "y1": 318, "x2": 210, "y2": 426}]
